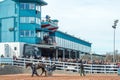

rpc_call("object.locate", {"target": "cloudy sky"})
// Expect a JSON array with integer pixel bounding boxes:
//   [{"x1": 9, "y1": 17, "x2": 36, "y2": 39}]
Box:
[
  {"x1": 0, "y1": 0, "x2": 120, "y2": 54},
  {"x1": 42, "y1": 0, "x2": 120, "y2": 54}
]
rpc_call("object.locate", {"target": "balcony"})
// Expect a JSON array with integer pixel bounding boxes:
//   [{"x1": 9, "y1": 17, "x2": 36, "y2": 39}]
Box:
[
  {"x1": 41, "y1": 16, "x2": 59, "y2": 32},
  {"x1": 36, "y1": 35, "x2": 56, "y2": 45}
]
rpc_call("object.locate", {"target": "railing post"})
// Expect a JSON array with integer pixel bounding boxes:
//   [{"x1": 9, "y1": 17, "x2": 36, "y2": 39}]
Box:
[
  {"x1": 91, "y1": 64, "x2": 92, "y2": 74},
  {"x1": 50, "y1": 59, "x2": 52, "y2": 66},
  {"x1": 63, "y1": 62, "x2": 65, "y2": 72},
  {"x1": 104, "y1": 65, "x2": 106, "y2": 74},
  {"x1": 77, "y1": 62, "x2": 79, "y2": 72},
  {"x1": 0, "y1": 57, "x2": 1, "y2": 65},
  {"x1": 23, "y1": 58, "x2": 26, "y2": 68},
  {"x1": 12, "y1": 58, "x2": 14, "y2": 66}
]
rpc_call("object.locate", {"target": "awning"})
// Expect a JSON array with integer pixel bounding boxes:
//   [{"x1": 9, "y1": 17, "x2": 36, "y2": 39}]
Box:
[
  {"x1": 41, "y1": 22, "x2": 58, "y2": 32},
  {"x1": 30, "y1": 44, "x2": 56, "y2": 49}
]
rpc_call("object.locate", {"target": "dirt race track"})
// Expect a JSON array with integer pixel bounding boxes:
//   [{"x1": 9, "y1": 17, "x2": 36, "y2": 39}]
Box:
[{"x1": 0, "y1": 74, "x2": 120, "y2": 80}]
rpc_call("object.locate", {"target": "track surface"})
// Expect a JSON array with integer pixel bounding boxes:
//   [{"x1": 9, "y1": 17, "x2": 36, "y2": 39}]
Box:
[{"x1": 0, "y1": 74, "x2": 120, "y2": 80}]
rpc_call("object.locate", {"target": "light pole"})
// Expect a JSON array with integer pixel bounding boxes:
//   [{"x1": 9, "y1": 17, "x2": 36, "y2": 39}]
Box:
[{"x1": 112, "y1": 19, "x2": 119, "y2": 63}]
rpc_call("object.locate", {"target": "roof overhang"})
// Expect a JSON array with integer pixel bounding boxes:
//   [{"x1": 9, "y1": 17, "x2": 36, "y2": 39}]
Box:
[
  {"x1": 30, "y1": 44, "x2": 56, "y2": 49},
  {"x1": 12, "y1": 0, "x2": 47, "y2": 6}
]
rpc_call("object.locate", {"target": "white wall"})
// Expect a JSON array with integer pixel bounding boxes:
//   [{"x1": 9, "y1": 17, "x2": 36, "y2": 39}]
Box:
[{"x1": 0, "y1": 42, "x2": 25, "y2": 58}]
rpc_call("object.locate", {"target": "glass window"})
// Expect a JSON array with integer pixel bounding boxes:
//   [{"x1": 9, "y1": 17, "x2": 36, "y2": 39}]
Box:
[
  {"x1": 31, "y1": 31, "x2": 34, "y2": 37},
  {"x1": 20, "y1": 3, "x2": 25, "y2": 9},
  {"x1": 20, "y1": 17, "x2": 35, "y2": 23},
  {"x1": 20, "y1": 3, "x2": 35, "y2": 10},
  {"x1": 29, "y1": 17, "x2": 35, "y2": 23},
  {"x1": 20, "y1": 17, "x2": 26, "y2": 23},
  {"x1": 14, "y1": 47, "x2": 17, "y2": 50},
  {"x1": 25, "y1": 31, "x2": 29, "y2": 37},
  {"x1": 36, "y1": 5, "x2": 41, "y2": 11},
  {"x1": 20, "y1": 31, "x2": 24, "y2": 37},
  {"x1": 20, "y1": 30, "x2": 35, "y2": 37},
  {"x1": 26, "y1": 3, "x2": 29, "y2": 9},
  {"x1": 26, "y1": 17, "x2": 29, "y2": 23},
  {"x1": 36, "y1": 18, "x2": 41, "y2": 25},
  {"x1": 36, "y1": 31, "x2": 41, "y2": 37},
  {"x1": 29, "y1": 3, "x2": 35, "y2": 9}
]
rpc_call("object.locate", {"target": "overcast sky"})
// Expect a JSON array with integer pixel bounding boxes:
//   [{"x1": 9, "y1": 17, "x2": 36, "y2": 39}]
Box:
[
  {"x1": 0, "y1": 0, "x2": 120, "y2": 54},
  {"x1": 42, "y1": 0, "x2": 120, "y2": 54}
]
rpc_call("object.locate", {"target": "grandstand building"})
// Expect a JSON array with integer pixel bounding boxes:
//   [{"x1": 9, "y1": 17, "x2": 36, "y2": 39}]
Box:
[{"x1": 0, "y1": 0, "x2": 91, "y2": 60}]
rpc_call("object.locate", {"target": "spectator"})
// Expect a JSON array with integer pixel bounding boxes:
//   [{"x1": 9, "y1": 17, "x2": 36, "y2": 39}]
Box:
[
  {"x1": 1, "y1": 54, "x2": 4, "y2": 58},
  {"x1": 13, "y1": 55, "x2": 17, "y2": 60},
  {"x1": 79, "y1": 59, "x2": 85, "y2": 76},
  {"x1": 42, "y1": 57, "x2": 45, "y2": 63}
]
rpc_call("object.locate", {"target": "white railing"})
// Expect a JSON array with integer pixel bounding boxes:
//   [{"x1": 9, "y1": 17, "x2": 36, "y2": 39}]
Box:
[{"x1": 0, "y1": 57, "x2": 118, "y2": 74}]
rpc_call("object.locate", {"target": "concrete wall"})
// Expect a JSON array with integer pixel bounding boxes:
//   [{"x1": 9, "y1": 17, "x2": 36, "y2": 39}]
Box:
[
  {"x1": 0, "y1": 65, "x2": 25, "y2": 75},
  {"x1": 0, "y1": 65, "x2": 78, "y2": 75}
]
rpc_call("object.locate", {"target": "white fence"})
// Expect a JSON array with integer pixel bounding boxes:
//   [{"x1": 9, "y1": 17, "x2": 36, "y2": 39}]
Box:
[{"x1": 0, "y1": 57, "x2": 118, "y2": 74}]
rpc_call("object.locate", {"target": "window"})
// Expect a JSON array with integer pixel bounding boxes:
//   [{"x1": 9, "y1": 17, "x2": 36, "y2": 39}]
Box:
[
  {"x1": 36, "y1": 5, "x2": 41, "y2": 11},
  {"x1": 25, "y1": 31, "x2": 29, "y2": 37},
  {"x1": 20, "y1": 17, "x2": 35, "y2": 23},
  {"x1": 20, "y1": 3, "x2": 35, "y2": 10},
  {"x1": 14, "y1": 47, "x2": 17, "y2": 50},
  {"x1": 20, "y1": 30, "x2": 35, "y2": 37},
  {"x1": 20, "y1": 17, "x2": 26, "y2": 23},
  {"x1": 29, "y1": 17, "x2": 35, "y2": 23},
  {"x1": 36, "y1": 31, "x2": 39, "y2": 37},
  {"x1": 20, "y1": 31, "x2": 24, "y2": 37},
  {"x1": 29, "y1": 3, "x2": 35, "y2": 9},
  {"x1": 20, "y1": 3, "x2": 25, "y2": 9},
  {"x1": 26, "y1": 4, "x2": 29, "y2": 9},
  {"x1": 36, "y1": 18, "x2": 41, "y2": 25},
  {"x1": 31, "y1": 31, "x2": 34, "y2": 37}
]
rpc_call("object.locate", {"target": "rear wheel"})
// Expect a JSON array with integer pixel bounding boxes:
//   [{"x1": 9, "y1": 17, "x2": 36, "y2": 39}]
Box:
[{"x1": 47, "y1": 71, "x2": 53, "y2": 76}]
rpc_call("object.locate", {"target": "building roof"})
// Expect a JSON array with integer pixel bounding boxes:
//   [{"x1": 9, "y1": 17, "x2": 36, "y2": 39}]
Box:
[{"x1": 12, "y1": 0, "x2": 47, "y2": 6}]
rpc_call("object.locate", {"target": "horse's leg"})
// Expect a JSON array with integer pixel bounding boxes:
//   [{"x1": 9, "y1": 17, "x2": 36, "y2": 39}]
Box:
[
  {"x1": 40, "y1": 68, "x2": 44, "y2": 76},
  {"x1": 41, "y1": 68, "x2": 47, "y2": 77},
  {"x1": 45, "y1": 70, "x2": 47, "y2": 76}
]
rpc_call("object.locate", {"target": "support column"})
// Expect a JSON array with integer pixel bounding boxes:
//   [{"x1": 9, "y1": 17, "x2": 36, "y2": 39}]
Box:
[
  {"x1": 69, "y1": 50, "x2": 71, "y2": 59},
  {"x1": 56, "y1": 48, "x2": 58, "y2": 60},
  {"x1": 79, "y1": 51, "x2": 81, "y2": 59},
  {"x1": 63, "y1": 49, "x2": 65, "y2": 61},
  {"x1": 75, "y1": 51, "x2": 77, "y2": 59}
]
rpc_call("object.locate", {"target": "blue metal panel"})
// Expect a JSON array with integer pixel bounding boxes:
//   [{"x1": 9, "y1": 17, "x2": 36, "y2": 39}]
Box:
[
  {"x1": 55, "y1": 31, "x2": 91, "y2": 47},
  {"x1": 19, "y1": 24, "x2": 36, "y2": 30},
  {"x1": 0, "y1": 0, "x2": 42, "y2": 44},
  {"x1": 18, "y1": 3, "x2": 41, "y2": 44},
  {"x1": 0, "y1": 0, "x2": 17, "y2": 42},
  {"x1": 19, "y1": 10, "x2": 36, "y2": 17},
  {"x1": 20, "y1": 37, "x2": 36, "y2": 43},
  {"x1": 0, "y1": 0, "x2": 16, "y2": 18},
  {"x1": 1, "y1": 18, "x2": 15, "y2": 42}
]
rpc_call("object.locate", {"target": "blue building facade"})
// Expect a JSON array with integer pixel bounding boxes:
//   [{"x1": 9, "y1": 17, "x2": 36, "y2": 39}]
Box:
[
  {"x1": 0, "y1": 0, "x2": 47, "y2": 43},
  {"x1": 0, "y1": 0, "x2": 91, "y2": 60}
]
